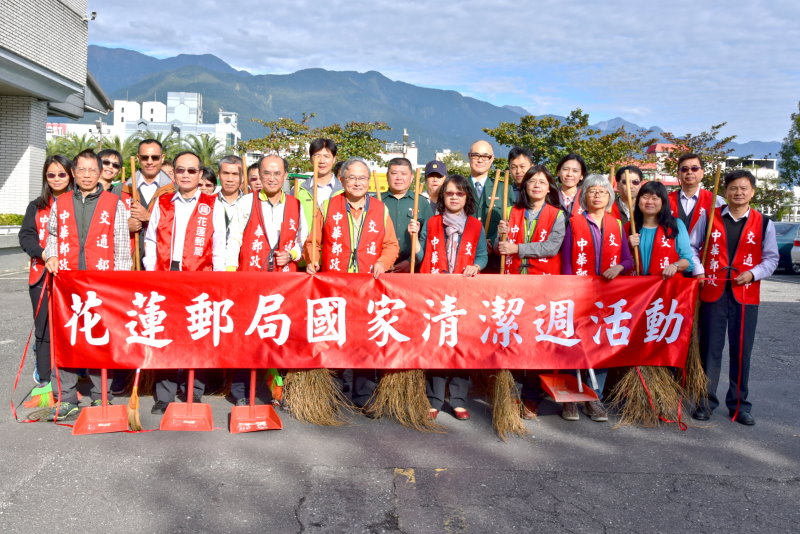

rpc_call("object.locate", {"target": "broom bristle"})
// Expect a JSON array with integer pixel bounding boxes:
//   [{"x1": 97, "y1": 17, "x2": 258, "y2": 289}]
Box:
[
  {"x1": 367, "y1": 370, "x2": 443, "y2": 432},
  {"x1": 283, "y1": 369, "x2": 350, "y2": 426},
  {"x1": 684, "y1": 307, "x2": 708, "y2": 406},
  {"x1": 23, "y1": 383, "x2": 54, "y2": 408},
  {"x1": 608, "y1": 366, "x2": 683, "y2": 427},
  {"x1": 490, "y1": 370, "x2": 530, "y2": 440},
  {"x1": 127, "y1": 386, "x2": 142, "y2": 431}
]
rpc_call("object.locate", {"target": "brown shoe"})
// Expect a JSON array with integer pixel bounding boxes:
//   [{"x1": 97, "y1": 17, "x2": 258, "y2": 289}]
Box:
[
  {"x1": 583, "y1": 400, "x2": 609, "y2": 422},
  {"x1": 521, "y1": 400, "x2": 538, "y2": 420},
  {"x1": 561, "y1": 402, "x2": 579, "y2": 421}
]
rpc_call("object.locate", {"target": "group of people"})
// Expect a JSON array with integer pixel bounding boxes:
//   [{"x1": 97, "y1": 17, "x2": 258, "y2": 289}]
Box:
[{"x1": 19, "y1": 137, "x2": 778, "y2": 428}]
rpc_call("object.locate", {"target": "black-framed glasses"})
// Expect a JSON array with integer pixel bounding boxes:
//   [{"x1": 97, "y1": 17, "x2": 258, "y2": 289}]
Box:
[
  {"x1": 102, "y1": 160, "x2": 122, "y2": 169},
  {"x1": 138, "y1": 154, "x2": 162, "y2": 161},
  {"x1": 468, "y1": 152, "x2": 493, "y2": 161}
]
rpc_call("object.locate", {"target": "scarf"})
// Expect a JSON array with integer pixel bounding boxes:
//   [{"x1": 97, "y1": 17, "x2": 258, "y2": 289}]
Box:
[{"x1": 443, "y1": 211, "x2": 467, "y2": 272}]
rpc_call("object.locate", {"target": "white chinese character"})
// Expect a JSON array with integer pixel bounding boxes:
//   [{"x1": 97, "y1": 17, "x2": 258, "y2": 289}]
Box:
[
  {"x1": 254, "y1": 226, "x2": 263, "y2": 237},
  {"x1": 607, "y1": 233, "x2": 619, "y2": 247},
  {"x1": 245, "y1": 294, "x2": 290, "y2": 345},
  {"x1": 538, "y1": 229, "x2": 548, "y2": 242},
  {"x1": 249, "y1": 255, "x2": 260, "y2": 267},
  {"x1": 710, "y1": 244, "x2": 720, "y2": 256},
  {"x1": 185, "y1": 293, "x2": 234, "y2": 347},
  {"x1": 576, "y1": 237, "x2": 588, "y2": 251},
  {"x1": 367, "y1": 294, "x2": 410, "y2": 347},
  {"x1": 95, "y1": 258, "x2": 110, "y2": 271},
  {"x1": 479, "y1": 296, "x2": 524, "y2": 347},
  {"x1": 659, "y1": 257, "x2": 670, "y2": 270},
  {"x1": 464, "y1": 242, "x2": 473, "y2": 257},
  {"x1": 576, "y1": 252, "x2": 588, "y2": 267},
  {"x1": 711, "y1": 229, "x2": 722, "y2": 242},
  {"x1": 59, "y1": 242, "x2": 70, "y2": 256},
  {"x1": 590, "y1": 299, "x2": 632, "y2": 346},
  {"x1": 745, "y1": 231, "x2": 756, "y2": 245},
  {"x1": 609, "y1": 255, "x2": 618, "y2": 267},
  {"x1": 125, "y1": 291, "x2": 172, "y2": 348},
  {"x1": 644, "y1": 298, "x2": 684, "y2": 344},
  {"x1": 59, "y1": 225, "x2": 69, "y2": 239},
  {"x1": 329, "y1": 258, "x2": 341, "y2": 271},
  {"x1": 533, "y1": 300, "x2": 581, "y2": 346},
  {"x1": 307, "y1": 297, "x2": 346, "y2": 346},
  {"x1": 331, "y1": 226, "x2": 343, "y2": 240},
  {"x1": 367, "y1": 220, "x2": 379, "y2": 233},
  {"x1": 332, "y1": 212, "x2": 344, "y2": 224},
  {"x1": 576, "y1": 268, "x2": 588, "y2": 276},
  {"x1": 194, "y1": 236, "x2": 205, "y2": 247},
  {"x1": 197, "y1": 226, "x2": 207, "y2": 238},
  {"x1": 365, "y1": 242, "x2": 377, "y2": 256},
  {"x1": 252, "y1": 240, "x2": 264, "y2": 253},
  {"x1": 510, "y1": 224, "x2": 520, "y2": 236},
  {"x1": 59, "y1": 211, "x2": 70, "y2": 223},
  {"x1": 742, "y1": 253, "x2": 754, "y2": 267},
  {"x1": 96, "y1": 234, "x2": 109, "y2": 249},
  {"x1": 58, "y1": 259, "x2": 69, "y2": 271},
  {"x1": 288, "y1": 218, "x2": 297, "y2": 231},
  {"x1": 331, "y1": 242, "x2": 343, "y2": 255},
  {"x1": 197, "y1": 217, "x2": 208, "y2": 227},
  {"x1": 193, "y1": 247, "x2": 203, "y2": 256},
  {"x1": 430, "y1": 251, "x2": 439, "y2": 266},
  {"x1": 422, "y1": 295, "x2": 466, "y2": 347},
  {"x1": 660, "y1": 235, "x2": 670, "y2": 248},
  {"x1": 99, "y1": 210, "x2": 111, "y2": 225},
  {"x1": 65, "y1": 291, "x2": 109, "y2": 346}
]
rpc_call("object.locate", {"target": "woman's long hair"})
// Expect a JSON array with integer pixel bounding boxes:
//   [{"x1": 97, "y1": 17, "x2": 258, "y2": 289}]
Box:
[
  {"x1": 633, "y1": 181, "x2": 679, "y2": 239},
  {"x1": 513, "y1": 165, "x2": 560, "y2": 210},
  {"x1": 436, "y1": 174, "x2": 476, "y2": 216},
  {"x1": 35, "y1": 155, "x2": 73, "y2": 210}
]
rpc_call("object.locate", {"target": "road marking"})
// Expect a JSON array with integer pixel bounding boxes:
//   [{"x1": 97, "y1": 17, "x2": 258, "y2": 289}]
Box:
[
  {"x1": 394, "y1": 468, "x2": 415, "y2": 483},
  {"x1": 0, "y1": 340, "x2": 13, "y2": 345}
]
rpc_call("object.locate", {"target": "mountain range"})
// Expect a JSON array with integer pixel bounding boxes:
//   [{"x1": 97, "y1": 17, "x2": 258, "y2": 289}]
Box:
[{"x1": 85, "y1": 45, "x2": 781, "y2": 161}]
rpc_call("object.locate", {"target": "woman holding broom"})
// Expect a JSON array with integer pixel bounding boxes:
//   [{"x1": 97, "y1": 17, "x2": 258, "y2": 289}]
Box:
[
  {"x1": 495, "y1": 165, "x2": 566, "y2": 421},
  {"x1": 409, "y1": 174, "x2": 488, "y2": 420},
  {"x1": 560, "y1": 175, "x2": 633, "y2": 422}
]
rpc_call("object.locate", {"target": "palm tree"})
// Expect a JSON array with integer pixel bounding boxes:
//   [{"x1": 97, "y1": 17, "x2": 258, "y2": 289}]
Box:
[
  {"x1": 183, "y1": 134, "x2": 224, "y2": 167},
  {"x1": 48, "y1": 133, "x2": 97, "y2": 158}
]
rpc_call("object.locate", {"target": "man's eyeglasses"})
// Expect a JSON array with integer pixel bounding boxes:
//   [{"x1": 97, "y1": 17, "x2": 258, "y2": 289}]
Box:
[
  {"x1": 345, "y1": 176, "x2": 369, "y2": 183},
  {"x1": 138, "y1": 154, "x2": 162, "y2": 162},
  {"x1": 444, "y1": 191, "x2": 466, "y2": 198},
  {"x1": 175, "y1": 167, "x2": 200, "y2": 175},
  {"x1": 680, "y1": 165, "x2": 702, "y2": 173},
  {"x1": 620, "y1": 179, "x2": 641, "y2": 186},
  {"x1": 468, "y1": 153, "x2": 493, "y2": 161},
  {"x1": 587, "y1": 189, "x2": 609, "y2": 197},
  {"x1": 74, "y1": 168, "x2": 99, "y2": 176},
  {"x1": 46, "y1": 172, "x2": 69, "y2": 179},
  {"x1": 102, "y1": 160, "x2": 122, "y2": 170}
]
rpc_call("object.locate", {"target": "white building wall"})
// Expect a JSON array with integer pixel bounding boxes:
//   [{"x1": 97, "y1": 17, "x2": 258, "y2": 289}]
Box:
[
  {"x1": 0, "y1": 97, "x2": 47, "y2": 214},
  {"x1": 141, "y1": 101, "x2": 167, "y2": 122}
]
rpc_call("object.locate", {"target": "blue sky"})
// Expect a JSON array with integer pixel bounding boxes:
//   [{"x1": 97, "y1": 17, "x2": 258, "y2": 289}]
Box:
[{"x1": 88, "y1": 0, "x2": 799, "y2": 143}]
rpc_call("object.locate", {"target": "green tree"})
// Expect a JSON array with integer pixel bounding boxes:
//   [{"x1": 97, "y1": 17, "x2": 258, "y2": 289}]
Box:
[
  {"x1": 752, "y1": 174, "x2": 794, "y2": 220},
  {"x1": 482, "y1": 108, "x2": 655, "y2": 173},
  {"x1": 660, "y1": 122, "x2": 737, "y2": 186},
  {"x1": 778, "y1": 101, "x2": 800, "y2": 188},
  {"x1": 183, "y1": 134, "x2": 224, "y2": 167},
  {"x1": 47, "y1": 133, "x2": 96, "y2": 158},
  {"x1": 316, "y1": 120, "x2": 391, "y2": 164},
  {"x1": 440, "y1": 151, "x2": 470, "y2": 177}
]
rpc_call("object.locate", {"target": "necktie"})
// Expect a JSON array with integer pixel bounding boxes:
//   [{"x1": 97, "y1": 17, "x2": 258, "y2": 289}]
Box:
[{"x1": 475, "y1": 182, "x2": 483, "y2": 198}]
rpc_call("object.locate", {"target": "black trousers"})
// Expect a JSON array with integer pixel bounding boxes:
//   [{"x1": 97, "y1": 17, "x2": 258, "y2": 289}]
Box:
[
  {"x1": 352, "y1": 370, "x2": 380, "y2": 408},
  {"x1": 230, "y1": 369, "x2": 250, "y2": 401},
  {"x1": 154, "y1": 370, "x2": 207, "y2": 403},
  {"x1": 699, "y1": 288, "x2": 759, "y2": 414},
  {"x1": 56, "y1": 368, "x2": 107, "y2": 404},
  {"x1": 426, "y1": 371, "x2": 470, "y2": 410},
  {"x1": 29, "y1": 279, "x2": 51, "y2": 383}
]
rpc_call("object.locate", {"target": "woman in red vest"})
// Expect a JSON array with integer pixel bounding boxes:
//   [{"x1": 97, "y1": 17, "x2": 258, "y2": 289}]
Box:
[
  {"x1": 18, "y1": 155, "x2": 73, "y2": 397},
  {"x1": 560, "y1": 175, "x2": 634, "y2": 422},
  {"x1": 627, "y1": 181, "x2": 692, "y2": 278},
  {"x1": 410, "y1": 174, "x2": 488, "y2": 420},
  {"x1": 494, "y1": 165, "x2": 566, "y2": 420}
]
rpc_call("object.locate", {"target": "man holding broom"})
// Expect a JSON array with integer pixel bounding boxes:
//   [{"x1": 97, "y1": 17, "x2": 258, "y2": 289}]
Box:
[
  {"x1": 42, "y1": 149, "x2": 132, "y2": 421},
  {"x1": 690, "y1": 169, "x2": 778, "y2": 425},
  {"x1": 466, "y1": 140, "x2": 508, "y2": 272},
  {"x1": 669, "y1": 153, "x2": 726, "y2": 236}
]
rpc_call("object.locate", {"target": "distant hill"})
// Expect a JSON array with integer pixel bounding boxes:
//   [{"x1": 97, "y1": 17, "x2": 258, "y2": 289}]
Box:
[{"x1": 85, "y1": 45, "x2": 781, "y2": 161}]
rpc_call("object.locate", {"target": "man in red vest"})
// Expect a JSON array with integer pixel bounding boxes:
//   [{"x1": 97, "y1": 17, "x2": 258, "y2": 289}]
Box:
[
  {"x1": 690, "y1": 169, "x2": 778, "y2": 425},
  {"x1": 42, "y1": 149, "x2": 132, "y2": 421},
  {"x1": 668, "y1": 153, "x2": 725, "y2": 235},
  {"x1": 225, "y1": 154, "x2": 309, "y2": 405},
  {"x1": 305, "y1": 157, "x2": 400, "y2": 410},
  {"x1": 143, "y1": 150, "x2": 227, "y2": 414}
]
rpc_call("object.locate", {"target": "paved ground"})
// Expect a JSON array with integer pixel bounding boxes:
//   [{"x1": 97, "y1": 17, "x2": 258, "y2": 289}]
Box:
[{"x1": 0, "y1": 271, "x2": 798, "y2": 533}]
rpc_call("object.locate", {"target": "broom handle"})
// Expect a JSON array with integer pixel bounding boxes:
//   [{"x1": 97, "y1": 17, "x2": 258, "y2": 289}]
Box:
[
  {"x1": 371, "y1": 170, "x2": 379, "y2": 198},
  {"x1": 310, "y1": 159, "x2": 319, "y2": 268},
  {"x1": 484, "y1": 170, "x2": 501, "y2": 234},
  {"x1": 186, "y1": 369, "x2": 195, "y2": 406},
  {"x1": 499, "y1": 171, "x2": 509, "y2": 274},
  {"x1": 624, "y1": 170, "x2": 641, "y2": 275},
  {"x1": 249, "y1": 369, "x2": 257, "y2": 416},
  {"x1": 101, "y1": 368, "x2": 108, "y2": 415},
  {"x1": 241, "y1": 153, "x2": 249, "y2": 195},
  {"x1": 701, "y1": 166, "x2": 722, "y2": 266},
  {"x1": 409, "y1": 168, "x2": 421, "y2": 274},
  {"x1": 130, "y1": 156, "x2": 141, "y2": 271}
]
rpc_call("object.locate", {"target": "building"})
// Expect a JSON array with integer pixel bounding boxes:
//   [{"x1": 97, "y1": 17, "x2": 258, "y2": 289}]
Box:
[
  {"x1": 47, "y1": 92, "x2": 241, "y2": 152},
  {"x1": 0, "y1": 0, "x2": 112, "y2": 214}
]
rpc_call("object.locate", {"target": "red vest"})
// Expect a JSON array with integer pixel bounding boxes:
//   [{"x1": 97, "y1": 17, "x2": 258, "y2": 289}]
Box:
[
  {"x1": 701, "y1": 208, "x2": 763, "y2": 305},
  {"x1": 55, "y1": 192, "x2": 118, "y2": 271},
  {"x1": 568, "y1": 213, "x2": 623, "y2": 276},
  {"x1": 238, "y1": 193, "x2": 301, "y2": 272},
  {"x1": 419, "y1": 215, "x2": 483, "y2": 274},
  {"x1": 28, "y1": 201, "x2": 52, "y2": 285},
  {"x1": 668, "y1": 189, "x2": 713, "y2": 233},
  {"x1": 504, "y1": 204, "x2": 562, "y2": 275},
  {"x1": 154, "y1": 193, "x2": 216, "y2": 271},
  {"x1": 625, "y1": 223, "x2": 680, "y2": 275},
  {"x1": 321, "y1": 194, "x2": 385, "y2": 273}
]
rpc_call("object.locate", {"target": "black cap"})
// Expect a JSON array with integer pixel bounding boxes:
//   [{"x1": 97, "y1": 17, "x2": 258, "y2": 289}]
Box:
[{"x1": 424, "y1": 160, "x2": 446, "y2": 177}]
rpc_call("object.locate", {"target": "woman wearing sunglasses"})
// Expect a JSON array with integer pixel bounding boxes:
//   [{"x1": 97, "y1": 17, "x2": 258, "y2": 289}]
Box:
[
  {"x1": 18, "y1": 155, "x2": 74, "y2": 402},
  {"x1": 97, "y1": 149, "x2": 123, "y2": 191},
  {"x1": 409, "y1": 174, "x2": 488, "y2": 421}
]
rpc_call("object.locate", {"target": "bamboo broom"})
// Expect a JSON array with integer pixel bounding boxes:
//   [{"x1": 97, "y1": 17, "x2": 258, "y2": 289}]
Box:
[{"x1": 126, "y1": 156, "x2": 143, "y2": 428}]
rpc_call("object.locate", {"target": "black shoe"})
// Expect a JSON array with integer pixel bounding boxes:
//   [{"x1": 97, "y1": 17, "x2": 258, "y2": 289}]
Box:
[
  {"x1": 151, "y1": 401, "x2": 169, "y2": 415},
  {"x1": 732, "y1": 411, "x2": 755, "y2": 426},
  {"x1": 692, "y1": 406, "x2": 711, "y2": 421}
]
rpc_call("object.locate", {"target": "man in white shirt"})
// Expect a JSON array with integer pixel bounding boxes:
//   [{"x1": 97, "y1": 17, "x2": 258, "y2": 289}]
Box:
[{"x1": 217, "y1": 155, "x2": 244, "y2": 234}]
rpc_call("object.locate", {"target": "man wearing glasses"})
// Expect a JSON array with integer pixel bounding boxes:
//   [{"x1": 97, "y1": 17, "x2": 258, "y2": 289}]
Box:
[
  {"x1": 467, "y1": 140, "x2": 507, "y2": 271},
  {"x1": 668, "y1": 153, "x2": 725, "y2": 233},
  {"x1": 143, "y1": 150, "x2": 227, "y2": 414},
  {"x1": 611, "y1": 165, "x2": 646, "y2": 225},
  {"x1": 42, "y1": 149, "x2": 132, "y2": 420}
]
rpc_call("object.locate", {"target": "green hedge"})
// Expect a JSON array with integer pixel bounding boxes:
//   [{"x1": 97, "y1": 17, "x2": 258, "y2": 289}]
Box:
[{"x1": 0, "y1": 214, "x2": 24, "y2": 225}]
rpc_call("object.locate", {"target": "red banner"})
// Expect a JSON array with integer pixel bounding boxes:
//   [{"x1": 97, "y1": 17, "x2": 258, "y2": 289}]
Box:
[{"x1": 50, "y1": 272, "x2": 698, "y2": 370}]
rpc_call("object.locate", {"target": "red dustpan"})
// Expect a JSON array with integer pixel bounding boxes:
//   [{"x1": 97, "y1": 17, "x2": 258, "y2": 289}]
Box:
[
  {"x1": 160, "y1": 369, "x2": 213, "y2": 431},
  {"x1": 72, "y1": 369, "x2": 129, "y2": 435},
  {"x1": 230, "y1": 369, "x2": 282, "y2": 433},
  {"x1": 540, "y1": 370, "x2": 600, "y2": 403}
]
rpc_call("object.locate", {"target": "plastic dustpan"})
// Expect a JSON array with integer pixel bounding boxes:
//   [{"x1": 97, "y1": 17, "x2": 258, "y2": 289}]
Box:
[
  {"x1": 230, "y1": 370, "x2": 282, "y2": 433},
  {"x1": 540, "y1": 371, "x2": 600, "y2": 403},
  {"x1": 73, "y1": 369, "x2": 129, "y2": 435},
  {"x1": 160, "y1": 369, "x2": 214, "y2": 431}
]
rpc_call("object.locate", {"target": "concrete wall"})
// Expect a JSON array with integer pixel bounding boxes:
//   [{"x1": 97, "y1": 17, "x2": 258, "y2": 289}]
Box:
[{"x1": 0, "y1": 97, "x2": 47, "y2": 214}]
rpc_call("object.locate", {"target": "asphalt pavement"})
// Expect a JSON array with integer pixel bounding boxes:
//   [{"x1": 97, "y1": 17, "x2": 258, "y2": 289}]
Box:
[{"x1": 0, "y1": 271, "x2": 798, "y2": 533}]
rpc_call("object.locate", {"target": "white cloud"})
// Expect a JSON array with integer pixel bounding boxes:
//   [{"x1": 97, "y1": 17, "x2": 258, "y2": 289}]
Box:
[{"x1": 88, "y1": 0, "x2": 800, "y2": 141}]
